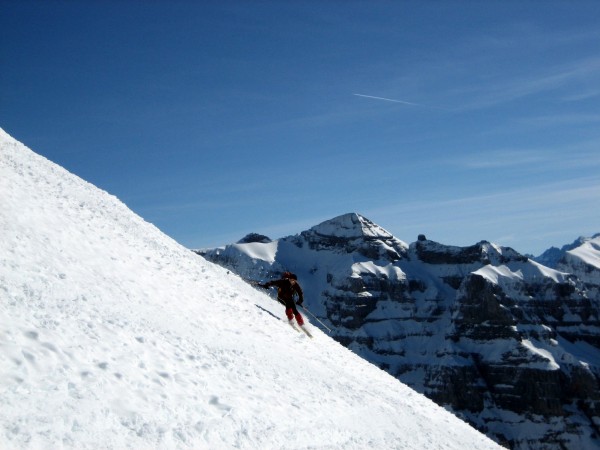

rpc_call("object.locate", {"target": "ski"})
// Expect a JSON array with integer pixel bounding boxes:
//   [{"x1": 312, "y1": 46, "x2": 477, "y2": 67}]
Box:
[
  {"x1": 288, "y1": 320, "x2": 301, "y2": 332},
  {"x1": 299, "y1": 324, "x2": 313, "y2": 338},
  {"x1": 288, "y1": 320, "x2": 313, "y2": 338}
]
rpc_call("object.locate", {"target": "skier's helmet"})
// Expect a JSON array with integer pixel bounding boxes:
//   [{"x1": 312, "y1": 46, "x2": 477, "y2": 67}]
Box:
[{"x1": 282, "y1": 271, "x2": 297, "y2": 280}]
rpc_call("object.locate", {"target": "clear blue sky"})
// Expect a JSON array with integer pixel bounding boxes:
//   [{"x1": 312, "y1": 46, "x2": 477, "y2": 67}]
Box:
[{"x1": 2, "y1": 1, "x2": 599, "y2": 255}]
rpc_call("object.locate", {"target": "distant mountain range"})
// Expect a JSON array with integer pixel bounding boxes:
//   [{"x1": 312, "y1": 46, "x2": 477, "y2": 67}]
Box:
[{"x1": 199, "y1": 213, "x2": 600, "y2": 450}]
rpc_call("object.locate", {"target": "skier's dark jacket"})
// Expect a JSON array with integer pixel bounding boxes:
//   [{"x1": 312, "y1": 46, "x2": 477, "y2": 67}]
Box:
[{"x1": 263, "y1": 278, "x2": 304, "y2": 305}]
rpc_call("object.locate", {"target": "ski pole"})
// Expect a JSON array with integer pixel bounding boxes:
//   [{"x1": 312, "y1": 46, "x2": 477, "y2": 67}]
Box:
[{"x1": 299, "y1": 305, "x2": 332, "y2": 333}]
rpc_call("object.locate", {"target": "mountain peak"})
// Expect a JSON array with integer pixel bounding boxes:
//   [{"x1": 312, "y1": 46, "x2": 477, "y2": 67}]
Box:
[
  {"x1": 309, "y1": 212, "x2": 394, "y2": 240},
  {"x1": 535, "y1": 233, "x2": 600, "y2": 269},
  {"x1": 296, "y1": 213, "x2": 408, "y2": 261},
  {"x1": 237, "y1": 232, "x2": 272, "y2": 244}
]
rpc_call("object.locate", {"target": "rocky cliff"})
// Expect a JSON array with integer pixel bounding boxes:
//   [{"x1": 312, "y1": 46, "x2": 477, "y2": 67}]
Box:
[{"x1": 199, "y1": 213, "x2": 600, "y2": 449}]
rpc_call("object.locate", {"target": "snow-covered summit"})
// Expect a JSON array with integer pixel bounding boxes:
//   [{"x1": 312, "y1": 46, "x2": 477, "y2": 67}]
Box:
[
  {"x1": 535, "y1": 234, "x2": 600, "y2": 287},
  {"x1": 563, "y1": 233, "x2": 600, "y2": 268},
  {"x1": 309, "y1": 213, "x2": 395, "y2": 240},
  {"x1": 0, "y1": 129, "x2": 501, "y2": 449},
  {"x1": 536, "y1": 234, "x2": 600, "y2": 268},
  {"x1": 297, "y1": 213, "x2": 409, "y2": 262}
]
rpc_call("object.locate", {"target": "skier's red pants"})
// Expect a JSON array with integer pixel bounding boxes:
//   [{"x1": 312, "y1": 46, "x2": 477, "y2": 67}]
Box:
[
  {"x1": 285, "y1": 308, "x2": 304, "y2": 326},
  {"x1": 285, "y1": 300, "x2": 304, "y2": 326}
]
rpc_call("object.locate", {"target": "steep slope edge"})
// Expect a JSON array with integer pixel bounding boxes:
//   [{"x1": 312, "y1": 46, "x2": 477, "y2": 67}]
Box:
[{"x1": 0, "y1": 128, "x2": 501, "y2": 449}]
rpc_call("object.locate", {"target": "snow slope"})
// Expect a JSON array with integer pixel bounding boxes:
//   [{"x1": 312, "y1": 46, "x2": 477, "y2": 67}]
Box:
[
  {"x1": 536, "y1": 234, "x2": 600, "y2": 289},
  {"x1": 0, "y1": 128, "x2": 501, "y2": 449},
  {"x1": 569, "y1": 236, "x2": 600, "y2": 268},
  {"x1": 562, "y1": 234, "x2": 600, "y2": 285},
  {"x1": 536, "y1": 234, "x2": 600, "y2": 271}
]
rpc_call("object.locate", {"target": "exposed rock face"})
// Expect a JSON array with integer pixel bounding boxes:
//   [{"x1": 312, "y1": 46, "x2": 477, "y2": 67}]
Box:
[
  {"x1": 291, "y1": 213, "x2": 407, "y2": 261},
  {"x1": 199, "y1": 213, "x2": 600, "y2": 449},
  {"x1": 237, "y1": 233, "x2": 272, "y2": 244}
]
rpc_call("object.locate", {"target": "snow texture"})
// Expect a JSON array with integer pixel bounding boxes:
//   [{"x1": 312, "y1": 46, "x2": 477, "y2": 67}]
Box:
[{"x1": 0, "y1": 127, "x2": 502, "y2": 449}]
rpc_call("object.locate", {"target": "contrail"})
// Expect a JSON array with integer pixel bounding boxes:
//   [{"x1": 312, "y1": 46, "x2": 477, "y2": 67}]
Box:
[{"x1": 353, "y1": 93, "x2": 420, "y2": 106}]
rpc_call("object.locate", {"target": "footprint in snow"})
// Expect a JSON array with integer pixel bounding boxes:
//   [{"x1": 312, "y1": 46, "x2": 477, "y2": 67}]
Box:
[
  {"x1": 24, "y1": 330, "x2": 39, "y2": 340},
  {"x1": 22, "y1": 350, "x2": 35, "y2": 364},
  {"x1": 208, "y1": 396, "x2": 232, "y2": 417}
]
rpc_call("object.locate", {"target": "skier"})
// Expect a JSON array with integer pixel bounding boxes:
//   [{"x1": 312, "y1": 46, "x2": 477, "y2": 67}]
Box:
[{"x1": 259, "y1": 272, "x2": 305, "y2": 327}]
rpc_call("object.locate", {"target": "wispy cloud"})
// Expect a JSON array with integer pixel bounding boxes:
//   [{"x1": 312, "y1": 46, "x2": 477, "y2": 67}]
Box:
[
  {"x1": 353, "y1": 93, "x2": 422, "y2": 106},
  {"x1": 450, "y1": 139, "x2": 600, "y2": 172},
  {"x1": 562, "y1": 88, "x2": 600, "y2": 102},
  {"x1": 455, "y1": 149, "x2": 548, "y2": 170},
  {"x1": 366, "y1": 177, "x2": 600, "y2": 253},
  {"x1": 517, "y1": 113, "x2": 600, "y2": 127},
  {"x1": 457, "y1": 56, "x2": 600, "y2": 111}
]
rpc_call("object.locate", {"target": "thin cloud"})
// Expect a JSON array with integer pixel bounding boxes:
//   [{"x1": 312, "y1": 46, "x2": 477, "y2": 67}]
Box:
[
  {"x1": 370, "y1": 177, "x2": 600, "y2": 221},
  {"x1": 454, "y1": 149, "x2": 548, "y2": 170},
  {"x1": 518, "y1": 113, "x2": 600, "y2": 127},
  {"x1": 353, "y1": 93, "x2": 421, "y2": 106},
  {"x1": 451, "y1": 140, "x2": 600, "y2": 172},
  {"x1": 458, "y1": 56, "x2": 600, "y2": 111},
  {"x1": 365, "y1": 177, "x2": 600, "y2": 253}
]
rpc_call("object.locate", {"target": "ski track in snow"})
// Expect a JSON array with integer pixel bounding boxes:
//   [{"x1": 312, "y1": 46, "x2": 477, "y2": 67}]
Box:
[{"x1": 0, "y1": 128, "x2": 501, "y2": 449}]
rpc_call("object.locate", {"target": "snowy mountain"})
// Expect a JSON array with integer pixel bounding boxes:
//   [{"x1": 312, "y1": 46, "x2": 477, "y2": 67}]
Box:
[
  {"x1": 0, "y1": 128, "x2": 504, "y2": 449},
  {"x1": 200, "y1": 213, "x2": 600, "y2": 449},
  {"x1": 536, "y1": 234, "x2": 600, "y2": 290}
]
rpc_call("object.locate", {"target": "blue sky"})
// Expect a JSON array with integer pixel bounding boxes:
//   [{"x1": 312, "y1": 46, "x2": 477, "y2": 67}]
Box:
[{"x1": 2, "y1": 1, "x2": 599, "y2": 255}]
